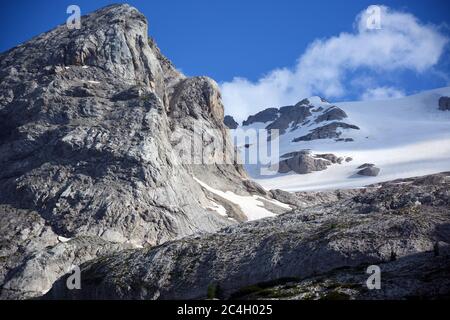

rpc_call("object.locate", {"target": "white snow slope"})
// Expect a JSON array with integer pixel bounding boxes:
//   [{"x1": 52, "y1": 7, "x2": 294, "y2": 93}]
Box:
[
  {"x1": 234, "y1": 87, "x2": 450, "y2": 192},
  {"x1": 193, "y1": 177, "x2": 291, "y2": 220}
]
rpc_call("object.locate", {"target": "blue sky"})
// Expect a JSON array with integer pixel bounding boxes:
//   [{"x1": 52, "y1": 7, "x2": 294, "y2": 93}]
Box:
[{"x1": 1, "y1": 1, "x2": 449, "y2": 120}]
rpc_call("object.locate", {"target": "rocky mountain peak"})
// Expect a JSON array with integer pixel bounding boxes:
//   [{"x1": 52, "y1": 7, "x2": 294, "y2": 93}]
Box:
[
  {"x1": 169, "y1": 76, "x2": 224, "y2": 125},
  {"x1": 224, "y1": 115, "x2": 238, "y2": 129},
  {"x1": 241, "y1": 96, "x2": 358, "y2": 141},
  {"x1": 1, "y1": 4, "x2": 182, "y2": 105},
  {"x1": 0, "y1": 4, "x2": 291, "y2": 299}
]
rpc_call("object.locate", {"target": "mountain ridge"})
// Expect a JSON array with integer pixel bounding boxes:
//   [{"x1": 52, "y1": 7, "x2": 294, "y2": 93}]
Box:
[
  {"x1": 0, "y1": 4, "x2": 290, "y2": 299},
  {"x1": 233, "y1": 87, "x2": 450, "y2": 191},
  {"x1": 1, "y1": 3, "x2": 449, "y2": 300}
]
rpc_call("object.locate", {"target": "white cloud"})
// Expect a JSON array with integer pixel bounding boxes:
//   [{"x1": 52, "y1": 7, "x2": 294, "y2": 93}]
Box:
[
  {"x1": 361, "y1": 86, "x2": 405, "y2": 101},
  {"x1": 221, "y1": 5, "x2": 448, "y2": 122}
]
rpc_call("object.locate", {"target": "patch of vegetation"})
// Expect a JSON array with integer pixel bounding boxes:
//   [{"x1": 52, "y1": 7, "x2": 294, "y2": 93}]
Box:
[
  {"x1": 255, "y1": 287, "x2": 303, "y2": 299},
  {"x1": 392, "y1": 205, "x2": 421, "y2": 215},
  {"x1": 323, "y1": 281, "x2": 361, "y2": 291},
  {"x1": 258, "y1": 277, "x2": 300, "y2": 288},
  {"x1": 320, "y1": 290, "x2": 351, "y2": 300},
  {"x1": 301, "y1": 292, "x2": 316, "y2": 300},
  {"x1": 229, "y1": 277, "x2": 300, "y2": 299},
  {"x1": 230, "y1": 285, "x2": 263, "y2": 299},
  {"x1": 207, "y1": 283, "x2": 223, "y2": 299}
]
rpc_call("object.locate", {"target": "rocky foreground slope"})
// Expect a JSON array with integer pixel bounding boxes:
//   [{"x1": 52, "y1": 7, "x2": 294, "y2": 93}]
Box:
[
  {"x1": 0, "y1": 4, "x2": 290, "y2": 299},
  {"x1": 47, "y1": 172, "x2": 450, "y2": 300}
]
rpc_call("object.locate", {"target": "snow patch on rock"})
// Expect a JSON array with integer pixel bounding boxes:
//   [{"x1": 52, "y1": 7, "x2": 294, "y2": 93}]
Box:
[{"x1": 193, "y1": 177, "x2": 280, "y2": 220}]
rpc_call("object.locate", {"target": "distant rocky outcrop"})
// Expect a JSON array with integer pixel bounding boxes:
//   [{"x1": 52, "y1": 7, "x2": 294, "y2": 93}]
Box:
[
  {"x1": 278, "y1": 150, "x2": 330, "y2": 174},
  {"x1": 314, "y1": 106, "x2": 347, "y2": 123},
  {"x1": 358, "y1": 163, "x2": 375, "y2": 169},
  {"x1": 277, "y1": 150, "x2": 347, "y2": 174},
  {"x1": 335, "y1": 138, "x2": 354, "y2": 142},
  {"x1": 241, "y1": 98, "x2": 359, "y2": 142},
  {"x1": 292, "y1": 122, "x2": 360, "y2": 142},
  {"x1": 314, "y1": 153, "x2": 344, "y2": 164},
  {"x1": 242, "y1": 108, "x2": 279, "y2": 126},
  {"x1": 46, "y1": 172, "x2": 450, "y2": 300},
  {"x1": 266, "y1": 104, "x2": 312, "y2": 134},
  {"x1": 439, "y1": 96, "x2": 450, "y2": 111},
  {"x1": 357, "y1": 164, "x2": 381, "y2": 177},
  {"x1": 223, "y1": 115, "x2": 238, "y2": 129}
]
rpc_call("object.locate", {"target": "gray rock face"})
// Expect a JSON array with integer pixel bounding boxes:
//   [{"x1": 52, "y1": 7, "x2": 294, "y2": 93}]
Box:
[
  {"x1": 439, "y1": 96, "x2": 450, "y2": 111},
  {"x1": 292, "y1": 122, "x2": 360, "y2": 142},
  {"x1": 280, "y1": 149, "x2": 312, "y2": 158},
  {"x1": 242, "y1": 108, "x2": 278, "y2": 126},
  {"x1": 278, "y1": 151, "x2": 348, "y2": 174},
  {"x1": 2, "y1": 235, "x2": 128, "y2": 299},
  {"x1": 314, "y1": 107, "x2": 347, "y2": 123},
  {"x1": 0, "y1": 4, "x2": 285, "y2": 299},
  {"x1": 46, "y1": 172, "x2": 450, "y2": 300},
  {"x1": 234, "y1": 250, "x2": 450, "y2": 300},
  {"x1": 314, "y1": 153, "x2": 343, "y2": 164},
  {"x1": 223, "y1": 115, "x2": 238, "y2": 129},
  {"x1": 358, "y1": 166, "x2": 380, "y2": 177},
  {"x1": 266, "y1": 104, "x2": 312, "y2": 135},
  {"x1": 278, "y1": 151, "x2": 331, "y2": 174},
  {"x1": 241, "y1": 99, "x2": 359, "y2": 143},
  {"x1": 358, "y1": 163, "x2": 375, "y2": 169}
]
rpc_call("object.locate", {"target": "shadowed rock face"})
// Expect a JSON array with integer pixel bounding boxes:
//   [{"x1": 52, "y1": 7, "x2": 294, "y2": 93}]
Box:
[
  {"x1": 0, "y1": 4, "x2": 288, "y2": 299},
  {"x1": 358, "y1": 166, "x2": 381, "y2": 177},
  {"x1": 292, "y1": 122, "x2": 360, "y2": 142},
  {"x1": 314, "y1": 107, "x2": 347, "y2": 123},
  {"x1": 439, "y1": 96, "x2": 450, "y2": 111},
  {"x1": 223, "y1": 115, "x2": 238, "y2": 129},
  {"x1": 242, "y1": 108, "x2": 279, "y2": 126},
  {"x1": 241, "y1": 99, "x2": 359, "y2": 143},
  {"x1": 266, "y1": 104, "x2": 312, "y2": 134},
  {"x1": 45, "y1": 172, "x2": 450, "y2": 300},
  {"x1": 278, "y1": 151, "x2": 331, "y2": 174},
  {"x1": 277, "y1": 151, "x2": 347, "y2": 175}
]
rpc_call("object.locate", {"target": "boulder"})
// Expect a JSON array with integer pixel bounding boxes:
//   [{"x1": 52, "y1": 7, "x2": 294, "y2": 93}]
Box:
[
  {"x1": 266, "y1": 105, "x2": 312, "y2": 134},
  {"x1": 358, "y1": 163, "x2": 375, "y2": 169},
  {"x1": 357, "y1": 166, "x2": 380, "y2": 176},
  {"x1": 280, "y1": 149, "x2": 311, "y2": 158},
  {"x1": 315, "y1": 153, "x2": 342, "y2": 164},
  {"x1": 278, "y1": 152, "x2": 331, "y2": 174}
]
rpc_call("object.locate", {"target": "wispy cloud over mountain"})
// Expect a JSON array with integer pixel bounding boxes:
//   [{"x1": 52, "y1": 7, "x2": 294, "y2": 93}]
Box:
[
  {"x1": 221, "y1": 5, "x2": 449, "y2": 121},
  {"x1": 361, "y1": 86, "x2": 405, "y2": 101}
]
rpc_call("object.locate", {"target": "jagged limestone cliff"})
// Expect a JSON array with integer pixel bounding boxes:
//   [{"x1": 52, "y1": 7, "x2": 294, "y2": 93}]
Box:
[{"x1": 0, "y1": 4, "x2": 289, "y2": 299}]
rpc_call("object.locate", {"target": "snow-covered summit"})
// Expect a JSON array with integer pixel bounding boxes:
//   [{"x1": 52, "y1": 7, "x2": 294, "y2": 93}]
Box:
[{"x1": 232, "y1": 87, "x2": 450, "y2": 191}]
